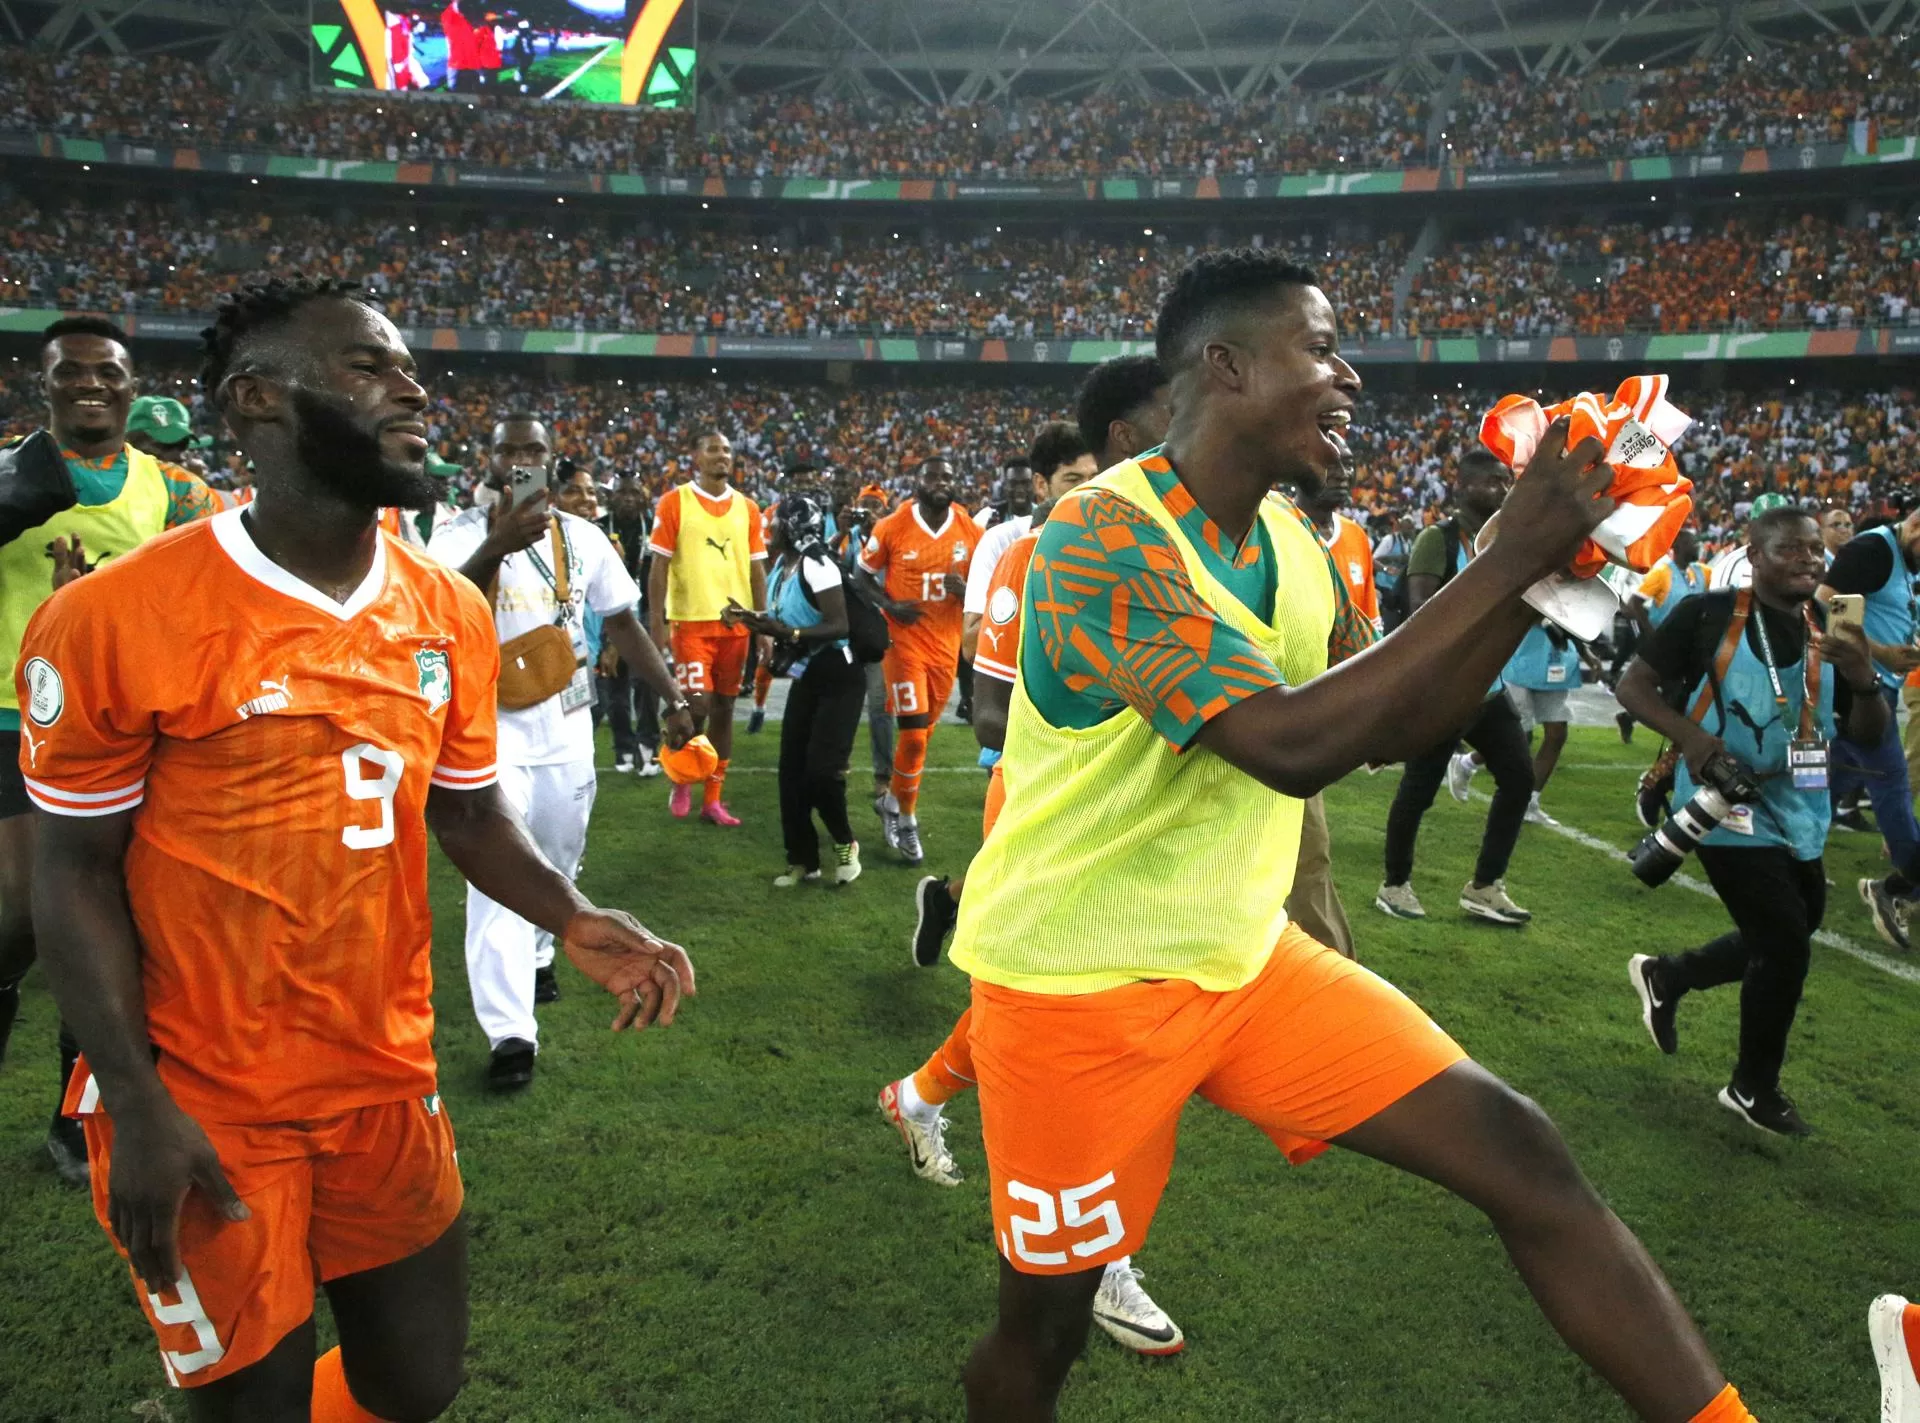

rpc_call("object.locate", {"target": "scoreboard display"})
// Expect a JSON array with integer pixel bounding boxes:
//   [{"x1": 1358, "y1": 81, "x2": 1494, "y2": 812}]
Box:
[{"x1": 310, "y1": 0, "x2": 697, "y2": 108}]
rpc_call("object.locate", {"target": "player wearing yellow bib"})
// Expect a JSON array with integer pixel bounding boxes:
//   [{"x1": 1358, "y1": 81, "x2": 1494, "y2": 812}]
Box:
[
  {"x1": 951, "y1": 250, "x2": 1762, "y2": 1423},
  {"x1": 0, "y1": 317, "x2": 216, "y2": 1189}
]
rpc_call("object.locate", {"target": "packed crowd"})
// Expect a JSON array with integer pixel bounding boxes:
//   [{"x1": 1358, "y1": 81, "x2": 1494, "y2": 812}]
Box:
[
  {"x1": 6, "y1": 361, "x2": 1908, "y2": 541},
  {"x1": 0, "y1": 198, "x2": 1406, "y2": 340},
  {"x1": 14, "y1": 191, "x2": 1916, "y2": 339},
  {"x1": 2, "y1": 29, "x2": 1915, "y2": 180},
  {"x1": 1395, "y1": 213, "x2": 1920, "y2": 338}
]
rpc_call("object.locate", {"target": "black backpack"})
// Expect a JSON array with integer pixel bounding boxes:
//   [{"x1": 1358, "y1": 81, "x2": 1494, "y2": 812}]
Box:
[{"x1": 797, "y1": 545, "x2": 890, "y2": 663}]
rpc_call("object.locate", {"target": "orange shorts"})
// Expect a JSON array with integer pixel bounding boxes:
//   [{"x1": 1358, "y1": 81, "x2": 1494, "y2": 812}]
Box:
[
  {"x1": 671, "y1": 621, "x2": 749, "y2": 699},
  {"x1": 883, "y1": 643, "x2": 958, "y2": 721},
  {"x1": 970, "y1": 923, "x2": 1466, "y2": 1276},
  {"x1": 78, "y1": 1094, "x2": 463, "y2": 1387},
  {"x1": 982, "y1": 763, "x2": 1006, "y2": 839}
]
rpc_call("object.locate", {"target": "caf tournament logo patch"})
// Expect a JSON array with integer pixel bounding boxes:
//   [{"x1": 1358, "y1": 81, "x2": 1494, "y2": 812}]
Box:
[
  {"x1": 23, "y1": 657, "x2": 62, "y2": 727},
  {"x1": 415, "y1": 648, "x2": 452, "y2": 714}
]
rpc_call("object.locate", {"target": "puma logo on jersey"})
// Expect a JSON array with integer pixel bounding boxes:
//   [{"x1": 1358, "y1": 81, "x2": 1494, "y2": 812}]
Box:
[
  {"x1": 19, "y1": 726, "x2": 43, "y2": 768},
  {"x1": 238, "y1": 679, "x2": 292, "y2": 719},
  {"x1": 705, "y1": 535, "x2": 732, "y2": 557}
]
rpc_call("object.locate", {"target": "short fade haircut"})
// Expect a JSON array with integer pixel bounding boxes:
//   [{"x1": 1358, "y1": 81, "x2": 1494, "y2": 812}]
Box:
[
  {"x1": 693, "y1": 427, "x2": 728, "y2": 448},
  {"x1": 494, "y1": 411, "x2": 546, "y2": 438},
  {"x1": 1456, "y1": 446, "x2": 1510, "y2": 481},
  {"x1": 1027, "y1": 421, "x2": 1090, "y2": 480},
  {"x1": 1074, "y1": 354, "x2": 1166, "y2": 462},
  {"x1": 1154, "y1": 249, "x2": 1320, "y2": 370},
  {"x1": 42, "y1": 315, "x2": 132, "y2": 362},
  {"x1": 1750, "y1": 504, "x2": 1818, "y2": 549},
  {"x1": 200, "y1": 276, "x2": 372, "y2": 407}
]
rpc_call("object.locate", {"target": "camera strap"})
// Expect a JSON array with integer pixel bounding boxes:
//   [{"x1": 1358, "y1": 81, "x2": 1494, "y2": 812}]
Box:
[{"x1": 1685, "y1": 589, "x2": 1754, "y2": 729}]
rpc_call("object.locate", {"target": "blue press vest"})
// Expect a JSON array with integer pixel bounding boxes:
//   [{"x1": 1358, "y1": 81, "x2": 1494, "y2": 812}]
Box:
[
  {"x1": 1648, "y1": 558, "x2": 1710, "y2": 628},
  {"x1": 1674, "y1": 609, "x2": 1835, "y2": 861},
  {"x1": 1860, "y1": 524, "x2": 1917, "y2": 689},
  {"x1": 769, "y1": 553, "x2": 849, "y2": 678},
  {"x1": 1504, "y1": 624, "x2": 1581, "y2": 692}
]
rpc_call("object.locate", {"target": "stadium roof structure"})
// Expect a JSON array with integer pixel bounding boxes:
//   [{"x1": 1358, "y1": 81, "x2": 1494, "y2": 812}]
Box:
[{"x1": 4, "y1": 0, "x2": 1910, "y2": 99}]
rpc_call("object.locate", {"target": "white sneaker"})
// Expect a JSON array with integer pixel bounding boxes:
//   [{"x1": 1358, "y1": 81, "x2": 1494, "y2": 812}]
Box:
[
  {"x1": 1524, "y1": 793, "x2": 1560, "y2": 827},
  {"x1": 1374, "y1": 881, "x2": 1426, "y2": 920},
  {"x1": 636, "y1": 752, "x2": 663, "y2": 778},
  {"x1": 833, "y1": 841, "x2": 862, "y2": 885},
  {"x1": 1092, "y1": 1261, "x2": 1185, "y2": 1356},
  {"x1": 773, "y1": 865, "x2": 822, "y2": 888},
  {"x1": 1872, "y1": 1294, "x2": 1920, "y2": 1423},
  {"x1": 1445, "y1": 752, "x2": 1478, "y2": 803},
  {"x1": 613, "y1": 755, "x2": 635, "y2": 774},
  {"x1": 877, "y1": 1078, "x2": 960, "y2": 1187},
  {"x1": 1460, "y1": 878, "x2": 1532, "y2": 925},
  {"x1": 878, "y1": 793, "x2": 903, "y2": 852}
]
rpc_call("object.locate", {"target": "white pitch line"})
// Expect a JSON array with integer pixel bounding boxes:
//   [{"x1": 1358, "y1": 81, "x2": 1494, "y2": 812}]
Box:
[{"x1": 1469, "y1": 790, "x2": 1920, "y2": 987}]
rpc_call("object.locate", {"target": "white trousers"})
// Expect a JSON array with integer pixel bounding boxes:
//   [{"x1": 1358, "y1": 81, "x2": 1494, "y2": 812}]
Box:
[{"x1": 466, "y1": 758, "x2": 598, "y2": 1051}]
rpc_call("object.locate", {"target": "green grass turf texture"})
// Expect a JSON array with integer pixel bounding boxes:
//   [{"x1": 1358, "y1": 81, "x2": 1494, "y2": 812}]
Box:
[{"x1": 2, "y1": 725, "x2": 1915, "y2": 1422}]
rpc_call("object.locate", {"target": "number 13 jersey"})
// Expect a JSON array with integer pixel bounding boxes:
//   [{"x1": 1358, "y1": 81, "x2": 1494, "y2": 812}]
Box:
[{"x1": 15, "y1": 507, "x2": 500, "y2": 1125}]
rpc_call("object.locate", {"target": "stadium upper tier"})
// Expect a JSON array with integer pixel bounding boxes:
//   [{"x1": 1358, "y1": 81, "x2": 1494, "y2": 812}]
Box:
[
  {"x1": 5, "y1": 199, "x2": 1912, "y2": 346},
  {"x1": 2, "y1": 32, "x2": 1915, "y2": 191},
  {"x1": 3, "y1": 368, "x2": 1907, "y2": 538}
]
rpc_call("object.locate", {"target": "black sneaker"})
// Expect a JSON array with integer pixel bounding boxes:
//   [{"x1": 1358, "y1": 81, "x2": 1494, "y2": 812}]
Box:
[
  {"x1": 1615, "y1": 711, "x2": 1635, "y2": 745},
  {"x1": 1834, "y1": 805, "x2": 1875, "y2": 834},
  {"x1": 46, "y1": 1113, "x2": 89, "y2": 1188},
  {"x1": 912, "y1": 876, "x2": 958, "y2": 968},
  {"x1": 0, "y1": 976, "x2": 20, "y2": 1068},
  {"x1": 748, "y1": 709, "x2": 766, "y2": 734},
  {"x1": 1717, "y1": 1081, "x2": 1812, "y2": 1137},
  {"x1": 533, "y1": 964, "x2": 560, "y2": 1004},
  {"x1": 1627, "y1": 954, "x2": 1678, "y2": 1054},
  {"x1": 1859, "y1": 877, "x2": 1912, "y2": 952},
  {"x1": 956, "y1": 698, "x2": 973, "y2": 725},
  {"x1": 487, "y1": 1038, "x2": 536, "y2": 1092}
]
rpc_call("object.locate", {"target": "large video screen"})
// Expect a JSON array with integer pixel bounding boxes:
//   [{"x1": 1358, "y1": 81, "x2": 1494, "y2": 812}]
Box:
[{"x1": 310, "y1": 1, "x2": 696, "y2": 108}]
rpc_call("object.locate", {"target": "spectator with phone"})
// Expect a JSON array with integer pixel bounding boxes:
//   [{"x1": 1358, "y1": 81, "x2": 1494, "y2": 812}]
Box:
[
  {"x1": 430, "y1": 414, "x2": 693, "y2": 1091},
  {"x1": 1817, "y1": 504, "x2": 1920, "y2": 948}
]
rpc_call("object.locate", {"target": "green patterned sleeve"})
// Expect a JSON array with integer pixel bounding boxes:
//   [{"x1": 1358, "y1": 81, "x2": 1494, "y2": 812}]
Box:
[
  {"x1": 1028, "y1": 491, "x2": 1284, "y2": 751},
  {"x1": 159, "y1": 462, "x2": 220, "y2": 527}
]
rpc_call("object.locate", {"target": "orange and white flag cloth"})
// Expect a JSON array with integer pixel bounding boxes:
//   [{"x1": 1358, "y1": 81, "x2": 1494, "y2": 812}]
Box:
[{"x1": 1480, "y1": 375, "x2": 1694, "y2": 579}]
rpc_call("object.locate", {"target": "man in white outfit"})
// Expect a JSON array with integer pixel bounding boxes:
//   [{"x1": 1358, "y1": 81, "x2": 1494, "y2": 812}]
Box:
[{"x1": 431, "y1": 414, "x2": 693, "y2": 1090}]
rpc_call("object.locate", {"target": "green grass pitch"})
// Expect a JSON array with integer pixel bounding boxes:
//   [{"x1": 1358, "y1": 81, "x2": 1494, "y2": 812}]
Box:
[{"x1": 1, "y1": 725, "x2": 1915, "y2": 1420}]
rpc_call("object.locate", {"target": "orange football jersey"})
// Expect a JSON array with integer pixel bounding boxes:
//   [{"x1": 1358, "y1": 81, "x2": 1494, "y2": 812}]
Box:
[
  {"x1": 18, "y1": 508, "x2": 499, "y2": 1125},
  {"x1": 972, "y1": 531, "x2": 1040, "y2": 685},
  {"x1": 1326, "y1": 513, "x2": 1379, "y2": 626},
  {"x1": 858, "y1": 501, "x2": 982, "y2": 659}
]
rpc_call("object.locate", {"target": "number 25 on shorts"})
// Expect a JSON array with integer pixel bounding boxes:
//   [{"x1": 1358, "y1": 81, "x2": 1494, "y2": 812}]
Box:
[{"x1": 1003, "y1": 1173, "x2": 1125, "y2": 1267}]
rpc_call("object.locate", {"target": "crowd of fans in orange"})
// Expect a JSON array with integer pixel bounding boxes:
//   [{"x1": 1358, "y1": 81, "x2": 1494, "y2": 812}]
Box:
[
  {"x1": 4, "y1": 361, "x2": 1907, "y2": 542},
  {"x1": 2, "y1": 29, "x2": 1914, "y2": 179},
  {"x1": 1, "y1": 198, "x2": 1410, "y2": 340},
  {"x1": 10, "y1": 194, "x2": 1911, "y2": 340}
]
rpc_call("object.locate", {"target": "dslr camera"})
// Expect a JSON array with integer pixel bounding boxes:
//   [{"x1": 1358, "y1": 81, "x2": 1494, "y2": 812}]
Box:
[{"x1": 1628, "y1": 749, "x2": 1763, "y2": 887}]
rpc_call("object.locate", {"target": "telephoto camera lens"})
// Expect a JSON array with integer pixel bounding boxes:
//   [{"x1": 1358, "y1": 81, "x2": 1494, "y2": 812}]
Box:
[{"x1": 1629, "y1": 784, "x2": 1738, "y2": 886}]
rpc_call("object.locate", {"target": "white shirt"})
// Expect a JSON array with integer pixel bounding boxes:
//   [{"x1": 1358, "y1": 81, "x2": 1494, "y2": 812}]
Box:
[
  {"x1": 429, "y1": 507, "x2": 639, "y2": 767},
  {"x1": 964, "y1": 513, "x2": 1033, "y2": 618}
]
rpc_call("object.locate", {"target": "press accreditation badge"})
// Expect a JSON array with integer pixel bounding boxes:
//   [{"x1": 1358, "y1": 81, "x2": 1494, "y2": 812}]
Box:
[
  {"x1": 1789, "y1": 738, "x2": 1830, "y2": 791},
  {"x1": 560, "y1": 663, "x2": 595, "y2": 714},
  {"x1": 1545, "y1": 663, "x2": 1568, "y2": 685}
]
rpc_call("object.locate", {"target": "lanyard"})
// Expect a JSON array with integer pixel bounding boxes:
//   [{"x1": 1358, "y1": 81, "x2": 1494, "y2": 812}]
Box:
[{"x1": 1750, "y1": 602, "x2": 1822, "y2": 742}]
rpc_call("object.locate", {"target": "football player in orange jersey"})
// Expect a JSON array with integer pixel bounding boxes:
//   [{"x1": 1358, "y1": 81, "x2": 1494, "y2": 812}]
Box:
[
  {"x1": 854, "y1": 454, "x2": 982, "y2": 865},
  {"x1": 21, "y1": 278, "x2": 694, "y2": 1423}
]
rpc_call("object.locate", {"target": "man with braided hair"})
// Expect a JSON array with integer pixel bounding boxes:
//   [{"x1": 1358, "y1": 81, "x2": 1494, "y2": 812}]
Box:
[{"x1": 20, "y1": 277, "x2": 695, "y2": 1421}]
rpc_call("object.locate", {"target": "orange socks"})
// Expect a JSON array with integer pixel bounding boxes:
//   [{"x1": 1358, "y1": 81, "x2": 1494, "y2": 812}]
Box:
[
  {"x1": 753, "y1": 664, "x2": 772, "y2": 709},
  {"x1": 893, "y1": 727, "x2": 930, "y2": 817},
  {"x1": 1907, "y1": 1300, "x2": 1920, "y2": 1371},
  {"x1": 911, "y1": 1008, "x2": 975, "y2": 1106},
  {"x1": 703, "y1": 759, "x2": 730, "y2": 808},
  {"x1": 1688, "y1": 1383, "x2": 1756, "y2": 1423},
  {"x1": 312, "y1": 1347, "x2": 389, "y2": 1423}
]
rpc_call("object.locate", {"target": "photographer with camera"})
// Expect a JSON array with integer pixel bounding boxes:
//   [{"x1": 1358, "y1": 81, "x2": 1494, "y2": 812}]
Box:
[{"x1": 1616, "y1": 506, "x2": 1884, "y2": 1137}]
